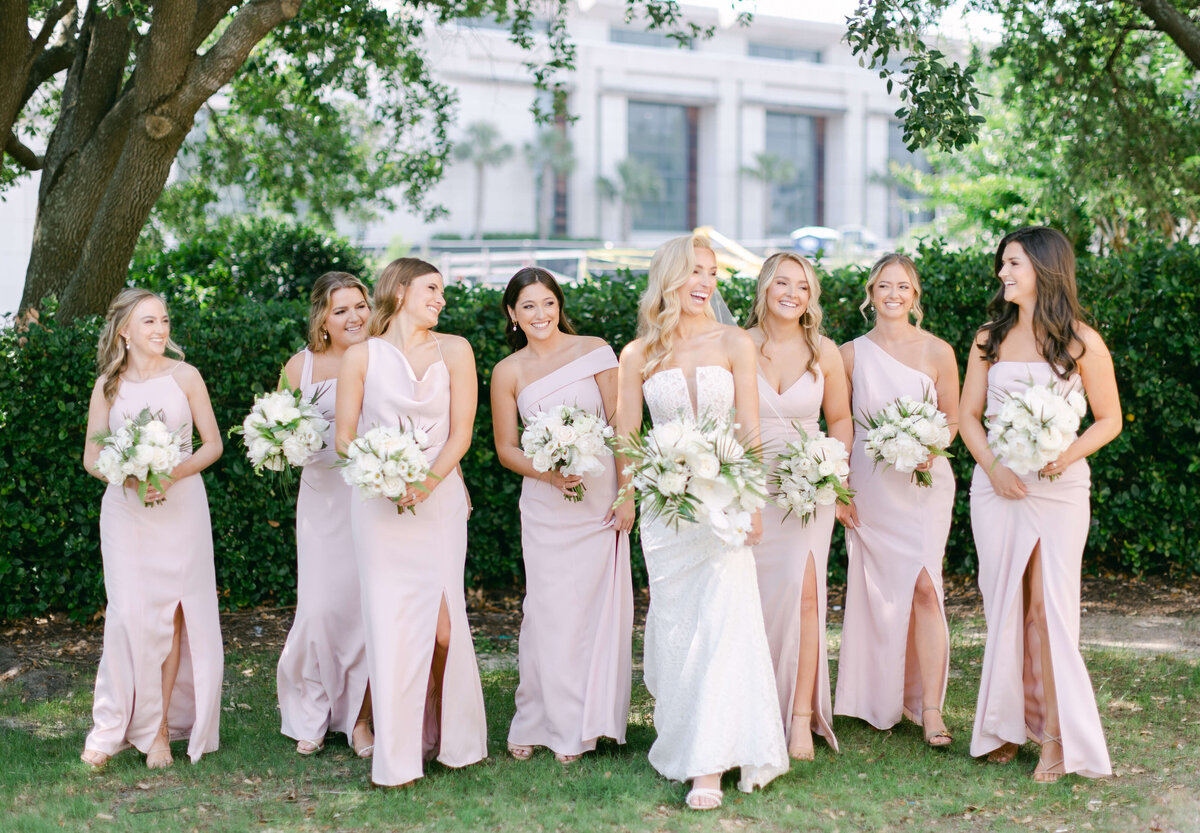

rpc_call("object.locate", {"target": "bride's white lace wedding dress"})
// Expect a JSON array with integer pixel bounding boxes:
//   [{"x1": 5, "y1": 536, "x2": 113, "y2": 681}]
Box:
[{"x1": 641, "y1": 365, "x2": 789, "y2": 791}]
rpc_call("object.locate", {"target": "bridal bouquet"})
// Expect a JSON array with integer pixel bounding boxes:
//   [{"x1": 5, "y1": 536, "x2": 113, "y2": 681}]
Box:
[
  {"x1": 770, "y1": 426, "x2": 853, "y2": 525},
  {"x1": 233, "y1": 386, "x2": 330, "y2": 474},
  {"x1": 339, "y1": 423, "x2": 436, "y2": 513},
  {"x1": 987, "y1": 381, "x2": 1087, "y2": 478},
  {"x1": 521, "y1": 405, "x2": 614, "y2": 502},
  {"x1": 859, "y1": 395, "x2": 953, "y2": 487},
  {"x1": 613, "y1": 418, "x2": 768, "y2": 546},
  {"x1": 92, "y1": 407, "x2": 185, "y2": 505}
]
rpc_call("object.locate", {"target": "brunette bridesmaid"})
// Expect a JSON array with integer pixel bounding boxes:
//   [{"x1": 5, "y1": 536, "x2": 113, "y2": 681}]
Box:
[
  {"x1": 276, "y1": 272, "x2": 374, "y2": 757},
  {"x1": 960, "y1": 227, "x2": 1121, "y2": 781},
  {"x1": 490, "y1": 268, "x2": 633, "y2": 764},
  {"x1": 336, "y1": 258, "x2": 487, "y2": 787},
  {"x1": 833, "y1": 254, "x2": 959, "y2": 747},
  {"x1": 745, "y1": 253, "x2": 852, "y2": 761},
  {"x1": 80, "y1": 289, "x2": 224, "y2": 768}
]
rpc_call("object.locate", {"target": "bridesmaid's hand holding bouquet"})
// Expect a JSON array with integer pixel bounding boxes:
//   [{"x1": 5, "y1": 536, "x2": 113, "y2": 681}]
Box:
[
  {"x1": 521, "y1": 405, "x2": 614, "y2": 502},
  {"x1": 771, "y1": 425, "x2": 853, "y2": 526},
  {"x1": 338, "y1": 423, "x2": 438, "y2": 514},
  {"x1": 859, "y1": 394, "x2": 952, "y2": 487},
  {"x1": 92, "y1": 407, "x2": 185, "y2": 506},
  {"x1": 986, "y1": 381, "x2": 1086, "y2": 480}
]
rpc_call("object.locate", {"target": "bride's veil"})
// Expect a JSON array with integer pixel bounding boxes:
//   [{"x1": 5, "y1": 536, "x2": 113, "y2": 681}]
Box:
[{"x1": 710, "y1": 287, "x2": 740, "y2": 327}]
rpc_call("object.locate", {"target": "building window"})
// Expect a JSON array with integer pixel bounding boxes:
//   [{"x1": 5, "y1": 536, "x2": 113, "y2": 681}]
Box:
[
  {"x1": 748, "y1": 42, "x2": 822, "y2": 63},
  {"x1": 887, "y1": 121, "x2": 934, "y2": 237},
  {"x1": 627, "y1": 101, "x2": 698, "y2": 232},
  {"x1": 610, "y1": 28, "x2": 694, "y2": 49},
  {"x1": 763, "y1": 111, "x2": 824, "y2": 235}
]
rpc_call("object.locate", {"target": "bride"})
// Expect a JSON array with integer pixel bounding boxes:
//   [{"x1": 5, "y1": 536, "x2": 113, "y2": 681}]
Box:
[{"x1": 613, "y1": 234, "x2": 789, "y2": 811}]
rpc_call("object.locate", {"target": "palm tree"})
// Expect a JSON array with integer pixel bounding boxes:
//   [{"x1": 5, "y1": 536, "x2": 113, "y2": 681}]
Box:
[
  {"x1": 524, "y1": 128, "x2": 576, "y2": 240},
  {"x1": 741, "y1": 152, "x2": 797, "y2": 237},
  {"x1": 597, "y1": 157, "x2": 663, "y2": 242},
  {"x1": 453, "y1": 121, "x2": 514, "y2": 240}
]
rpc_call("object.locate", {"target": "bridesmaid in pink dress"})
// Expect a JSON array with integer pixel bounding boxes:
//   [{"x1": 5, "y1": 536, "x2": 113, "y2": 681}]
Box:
[
  {"x1": 336, "y1": 258, "x2": 487, "y2": 787},
  {"x1": 276, "y1": 273, "x2": 374, "y2": 758},
  {"x1": 833, "y1": 254, "x2": 960, "y2": 747},
  {"x1": 491, "y1": 268, "x2": 633, "y2": 764},
  {"x1": 80, "y1": 289, "x2": 224, "y2": 769},
  {"x1": 745, "y1": 253, "x2": 853, "y2": 762},
  {"x1": 960, "y1": 227, "x2": 1122, "y2": 782}
]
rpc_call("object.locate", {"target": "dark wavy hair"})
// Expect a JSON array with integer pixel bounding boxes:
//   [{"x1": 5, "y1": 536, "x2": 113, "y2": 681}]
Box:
[
  {"x1": 978, "y1": 226, "x2": 1086, "y2": 378},
  {"x1": 501, "y1": 268, "x2": 577, "y2": 351}
]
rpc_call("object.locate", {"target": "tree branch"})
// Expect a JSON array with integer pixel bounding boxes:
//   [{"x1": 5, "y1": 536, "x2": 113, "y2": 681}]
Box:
[
  {"x1": 191, "y1": 0, "x2": 241, "y2": 52},
  {"x1": 1137, "y1": 0, "x2": 1200, "y2": 69},
  {"x1": 21, "y1": 43, "x2": 76, "y2": 108},
  {"x1": 32, "y1": 0, "x2": 76, "y2": 53},
  {"x1": 5, "y1": 131, "x2": 43, "y2": 170}
]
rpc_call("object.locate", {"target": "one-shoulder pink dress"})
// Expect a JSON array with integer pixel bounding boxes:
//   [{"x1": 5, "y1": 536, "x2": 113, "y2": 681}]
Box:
[
  {"x1": 507, "y1": 346, "x2": 633, "y2": 756},
  {"x1": 351, "y1": 337, "x2": 487, "y2": 786},
  {"x1": 835, "y1": 336, "x2": 954, "y2": 729},
  {"x1": 84, "y1": 367, "x2": 224, "y2": 762},
  {"x1": 969, "y1": 361, "x2": 1111, "y2": 777},
  {"x1": 277, "y1": 349, "x2": 369, "y2": 747},
  {"x1": 753, "y1": 368, "x2": 839, "y2": 752}
]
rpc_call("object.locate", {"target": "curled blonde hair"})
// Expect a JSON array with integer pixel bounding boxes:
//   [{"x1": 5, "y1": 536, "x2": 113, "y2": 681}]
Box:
[
  {"x1": 307, "y1": 271, "x2": 371, "y2": 352},
  {"x1": 369, "y1": 257, "x2": 440, "y2": 338},
  {"x1": 860, "y1": 253, "x2": 924, "y2": 327},
  {"x1": 745, "y1": 252, "x2": 824, "y2": 379},
  {"x1": 638, "y1": 234, "x2": 715, "y2": 380},
  {"x1": 96, "y1": 288, "x2": 184, "y2": 403}
]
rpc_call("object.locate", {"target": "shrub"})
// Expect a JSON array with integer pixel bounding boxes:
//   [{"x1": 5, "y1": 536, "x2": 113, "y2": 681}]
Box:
[{"x1": 1, "y1": 238, "x2": 1196, "y2": 619}]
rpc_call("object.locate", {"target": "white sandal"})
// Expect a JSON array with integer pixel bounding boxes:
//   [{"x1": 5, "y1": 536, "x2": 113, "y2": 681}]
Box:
[{"x1": 685, "y1": 786, "x2": 723, "y2": 811}]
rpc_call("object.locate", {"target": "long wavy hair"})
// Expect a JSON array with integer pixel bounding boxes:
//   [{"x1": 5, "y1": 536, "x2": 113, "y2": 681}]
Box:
[
  {"x1": 745, "y1": 252, "x2": 824, "y2": 379},
  {"x1": 638, "y1": 234, "x2": 715, "y2": 380},
  {"x1": 368, "y1": 257, "x2": 440, "y2": 338},
  {"x1": 96, "y1": 288, "x2": 184, "y2": 403},
  {"x1": 501, "y1": 267, "x2": 577, "y2": 351},
  {"x1": 859, "y1": 252, "x2": 925, "y2": 327},
  {"x1": 978, "y1": 226, "x2": 1085, "y2": 378},
  {"x1": 307, "y1": 271, "x2": 371, "y2": 352}
]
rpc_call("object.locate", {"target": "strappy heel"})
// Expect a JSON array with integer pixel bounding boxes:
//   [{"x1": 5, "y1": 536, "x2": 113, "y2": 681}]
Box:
[
  {"x1": 146, "y1": 721, "x2": 173, "y2": 769},
  {"x1": 921, "y1": 707, "x2": 953, "y2": 748},
  {"x1": 352, "y1": 718, "x2": 374, "y2": 759},
  {"x1": 507, "y1": 742, "x2": 534, "y2": 760},
  {"x1": 987, "y1": 741, "x2": 1020, "y2": 764},
  {"x1": 788, "y1": 711, "x2": 815, "y2": 761},
  {"x1": 1033, "y1": 734, "x2": 1065, "y2": 783}
]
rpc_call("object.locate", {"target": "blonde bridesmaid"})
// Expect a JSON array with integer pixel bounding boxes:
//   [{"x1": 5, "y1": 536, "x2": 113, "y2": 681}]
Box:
[
  {"x1": 960, "y1": 226, "x2": 1121, "y2": 781},
  {"x1": 80, "y1": 289, "x2": 224, "y2": 768},
  {"x1": 833, "y1": 254, "x2": 959, "y2": 747},
  {"x1": 745, "y1": 253, "x2": 852, "y2": 761},
  {"x1": 336, "y1": 258, "x2": 487, "y2": 787},
  {"x1": 491, "y1": 268, "x2": 633, "y2": 764},
  {"x1": 276, "y1": 273, "x2": 374, "y2": 757}
]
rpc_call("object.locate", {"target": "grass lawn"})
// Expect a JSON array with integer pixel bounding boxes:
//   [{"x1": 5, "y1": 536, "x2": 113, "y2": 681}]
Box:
[{"x1": 1, "y1": 622, "x2": 1197, "y2": 833}]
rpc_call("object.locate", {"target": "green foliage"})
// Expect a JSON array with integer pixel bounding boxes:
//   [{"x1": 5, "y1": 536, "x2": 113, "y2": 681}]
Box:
[
  {"x1": 130, "y1": 217, "x2": 368, "y2": 309},
  {"x1": 2, "y1": 238, "x2": 1198, "y2": 619}
]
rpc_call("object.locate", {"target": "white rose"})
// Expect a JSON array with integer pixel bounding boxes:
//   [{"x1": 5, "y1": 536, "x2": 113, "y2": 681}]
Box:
[
  {"x1": 657, "y1": 470, "x2": 688, "y2": 496},
  {"x1": 814, "y1": 484, "x2": 838, "y2": 505}
]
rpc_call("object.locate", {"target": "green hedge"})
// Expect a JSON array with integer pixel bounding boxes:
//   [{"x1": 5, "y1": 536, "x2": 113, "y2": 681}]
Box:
[{"x1": 2, "y1": 238, "x2": 1197, "y2": 620}]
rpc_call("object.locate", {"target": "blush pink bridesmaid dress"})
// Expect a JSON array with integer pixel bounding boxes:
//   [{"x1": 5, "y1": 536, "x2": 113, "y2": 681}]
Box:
[
  {"x1": 969, "y1": 361, "x2": 1111, "y2": 777},
  {"x1": 351, "y1": 337, "x2": 487, "y2": 786},
  {"x1": 276, "y1": 349, "x2": 369, "y2": 748},
  {"x1": 84, "y1": 366, "x2": 224, "y2": 762},
  {"x1": 753, "y1": 368, "x2": 840, "y2": 753},
  {"x1": 834, "y1": 336, "x2": 954, "y2": 730},
  {"x1": 507, "y1": 346, "x2": 633, "y2": 757}
]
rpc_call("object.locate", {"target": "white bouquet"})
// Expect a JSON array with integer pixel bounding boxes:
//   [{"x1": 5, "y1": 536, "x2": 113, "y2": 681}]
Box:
[
  {"x1": 770, "y1": 425, "x2": 853, "y2": 525},
  {"x1": 521, "y1": 405, "x2": 614, "y2": 502},
  {"x1": 613, "y1": 417, "x2": 768, "y2": 546},
  {"x1": 987, "y1": 381, "x2": 1087, "y2": 478},
  {"x1": 92, "y1": 407, "x2": 185, "y2": 505},
  {"x1": 859, "y1": 395, "x2": 953, "y2": 487},
  {"x1": 233, "y1": 385, "x2": 330, "y2": 474},
  {"x1": 338, "y1": 423, "x2": 437, "y2": 513}
]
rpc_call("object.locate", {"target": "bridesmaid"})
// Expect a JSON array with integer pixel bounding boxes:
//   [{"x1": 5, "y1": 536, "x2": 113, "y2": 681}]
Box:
[
  {"x1": 745, "y1": 253, "x2": 852, "y2": 761},
  {"x1": 336, "y1": 258, "x2": 487, "y2": 787},
  {"x1": 490, "y1": 268, "x2": 633, "y2": 764},
  {"x1": 80, "y1": 289, "x2": 224, "y2": 768},
  {"x1": 276, "y1": 272, "x2": 374, "y2": 757},
  {"x1": 960, "y1": 227, "x2": 1121, "y2": 781},
  {"x1": 833, "y1": 254, "x2": 959, "y2": 747}
]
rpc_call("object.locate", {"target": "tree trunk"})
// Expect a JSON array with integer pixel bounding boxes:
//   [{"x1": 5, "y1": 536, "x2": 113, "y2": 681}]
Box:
[{"x1": 1137, "y1": 0, "x2": 1200, "y2": 70}]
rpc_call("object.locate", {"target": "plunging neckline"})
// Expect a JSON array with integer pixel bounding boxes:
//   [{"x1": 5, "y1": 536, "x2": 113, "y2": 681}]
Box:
[
  {"x1": 375, "y1": 337, "x2": 444, "y2": 383},
  {"x1": 757, "y1": 369, "x2": 813, "y2": 398},
  {"x1": 648, "y1": 365, "x2": 728, "y2": 421}
]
